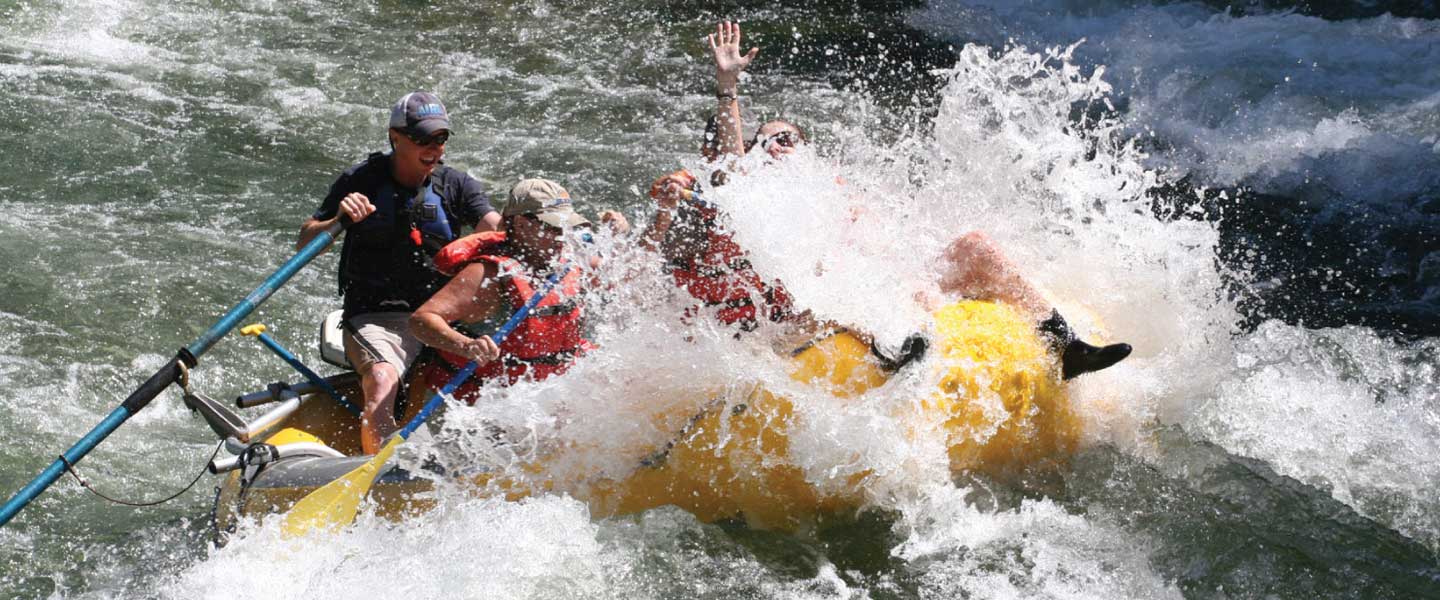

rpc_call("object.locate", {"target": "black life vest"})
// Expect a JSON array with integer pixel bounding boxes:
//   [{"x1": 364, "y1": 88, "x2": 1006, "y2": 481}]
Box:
[{"x1": 337, "y1": 155, "x2": 464, "y2": 315}]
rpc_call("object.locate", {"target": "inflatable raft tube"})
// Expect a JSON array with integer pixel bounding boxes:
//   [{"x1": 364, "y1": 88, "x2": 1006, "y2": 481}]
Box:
[
  {"x1": 210, "y1": 385, "x2": 438, "y2": 538},
  {"x1": 212, "y1": 300, "x2": 1078, "y2": 535},
  {"x1": 574, "y1": 300, "x2": 1077, "y2": 529}
]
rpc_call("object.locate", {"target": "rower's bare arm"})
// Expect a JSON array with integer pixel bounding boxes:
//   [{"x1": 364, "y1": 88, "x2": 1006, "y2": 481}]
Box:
[
  {"x1": 295, "y1": 217, "x2": 331, "y2": 251},
  {"x1": 640, "y1": 210, "x2": 672, "y2": 252},
  {"x1": 410, "y1": 262, "x2": 504, "y2": 363},
  {"x1": 478, "y1": 210, "x2": 502, "y2": 232}
]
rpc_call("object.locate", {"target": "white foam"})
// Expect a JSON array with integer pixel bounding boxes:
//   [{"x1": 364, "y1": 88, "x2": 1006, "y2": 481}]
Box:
[
  {"x1": 909, "y1": 2, "x2": 1440, "y2": 201},
  {"x1": 859, "y1": 19, "x2": 1440, "y2": 551},
  {"x1": 163, "y1": 496, "x2": 623, "y2": 599},
  {"x1": 893, "y1": 484, "x2": 1182, "y2": 599},
  {"x1": 1185, "y1": 321, "x2": 1440, "y2": 547},
  {"x1": 12, "y1": 0, "x2": 178, "y2": 69}
]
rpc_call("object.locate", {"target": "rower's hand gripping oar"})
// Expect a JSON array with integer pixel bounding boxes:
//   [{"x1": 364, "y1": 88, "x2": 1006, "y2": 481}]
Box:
[
  {"x1": 0, "y1": 217, "x2": 351, "y2": 529},
  {"x1": 281, "y1": 264, "x2": 573, "y2": 537}
]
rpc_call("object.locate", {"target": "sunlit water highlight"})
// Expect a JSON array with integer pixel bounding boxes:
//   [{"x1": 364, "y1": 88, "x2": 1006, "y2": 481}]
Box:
[{"x1": 0, "y1": 1, "x2": 1436, "y2": 598}]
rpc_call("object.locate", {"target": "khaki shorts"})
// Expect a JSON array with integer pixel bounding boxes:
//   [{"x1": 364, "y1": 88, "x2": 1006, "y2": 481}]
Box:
[{"x1": 343, "y1": 312, "x2": 423, "y2": 372}]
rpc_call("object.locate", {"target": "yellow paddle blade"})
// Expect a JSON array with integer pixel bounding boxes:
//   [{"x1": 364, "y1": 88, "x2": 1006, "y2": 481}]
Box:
[{"x1": 281, "y1": 434, "x2": 401, "y2": 537}]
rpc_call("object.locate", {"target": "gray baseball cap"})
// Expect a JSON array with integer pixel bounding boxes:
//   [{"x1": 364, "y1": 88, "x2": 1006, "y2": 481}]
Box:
[
  {"x1": 505, "y1": 179, "x2": 592, "y2": 229},
  {"x1": 389, "y1": 91, "x2": 450, "y2": 135}
]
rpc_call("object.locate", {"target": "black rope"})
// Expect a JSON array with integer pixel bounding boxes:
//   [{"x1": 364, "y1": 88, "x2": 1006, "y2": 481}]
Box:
[{"x1": 59, "y1": 441, "x2": 225, "y2": 508}]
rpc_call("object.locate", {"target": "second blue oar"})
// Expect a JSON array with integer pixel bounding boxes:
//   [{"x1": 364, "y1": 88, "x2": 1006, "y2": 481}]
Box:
[
  {"x1": 281, "y1": 265, "x2": 571, "y2": 536},
  {"x1": 241, "y1": 324, "x2": 361, "y2": 416},
  {"x1": 0, "y1": 217, "x2": 350, "y2": 529}
]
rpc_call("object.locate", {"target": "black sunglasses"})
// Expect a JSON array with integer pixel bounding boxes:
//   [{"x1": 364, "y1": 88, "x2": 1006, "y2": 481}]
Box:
[
  {"x1": 520, "y1": 214, "x2": 595, "y2": 242},
  {"x1": 758, "y1": 130, "x2": 800, "y2": 150},
  {"x1": 405, "y1": 130, "x2": 450, "y2": 147}
]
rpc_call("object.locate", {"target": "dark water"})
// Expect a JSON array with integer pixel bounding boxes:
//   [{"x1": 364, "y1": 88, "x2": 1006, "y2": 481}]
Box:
[{"x1": 1, "y1": 0, "x2": 1437, "y2": 598}]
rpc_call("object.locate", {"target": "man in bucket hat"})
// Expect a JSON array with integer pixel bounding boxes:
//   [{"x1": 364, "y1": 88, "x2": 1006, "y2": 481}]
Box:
[
  {"x1": 297, "y1": 91, "x2": 501, "y2": 454},
  {"x1": 408, "y1": 179, "x2": 597, "y2": 400}
]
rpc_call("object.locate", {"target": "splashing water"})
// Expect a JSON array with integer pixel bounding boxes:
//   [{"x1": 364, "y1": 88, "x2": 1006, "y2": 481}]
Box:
[{"x1": 3, "y1": 1, "x2": 1438, "y2": 597}]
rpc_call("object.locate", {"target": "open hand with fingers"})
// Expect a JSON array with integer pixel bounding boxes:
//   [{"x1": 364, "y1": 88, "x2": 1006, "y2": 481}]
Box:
[
  {"x1": 649, "y1": 171, "x2": 697, "y2": 210},
  {"x1": 709, "y1": 21, "x2": 758, "y2": 90}
]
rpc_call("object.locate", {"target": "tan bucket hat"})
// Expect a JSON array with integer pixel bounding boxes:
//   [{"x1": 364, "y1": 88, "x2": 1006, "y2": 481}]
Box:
[{"x1": 504, "y1": 179, "x2": 592, "y2": 229}]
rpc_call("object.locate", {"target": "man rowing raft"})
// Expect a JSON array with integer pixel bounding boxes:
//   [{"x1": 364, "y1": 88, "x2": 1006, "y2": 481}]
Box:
[
  {"x1": 409, "y1": 179, "x2": 594, "y2": 402},
  {"x1": 298, "y1": 92, "x2": 501, "y2": 454}
]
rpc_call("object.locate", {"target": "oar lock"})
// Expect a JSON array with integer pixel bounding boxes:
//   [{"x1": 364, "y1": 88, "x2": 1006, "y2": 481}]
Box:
[
  {"x1": 177, "y1": 360, "x2": 251, "y2": 442},
  {"x1": 0, "y1": 219, "x2": 345, "y2": 529},
  {"x1": 212, "y1": 440, "x2": 307, "y2": 477},
  {"x1": 234, "y1": 443, "x2": 277, "y2": 485}
]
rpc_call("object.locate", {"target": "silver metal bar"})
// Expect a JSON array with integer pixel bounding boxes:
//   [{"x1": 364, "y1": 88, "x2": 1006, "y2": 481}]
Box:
[
  {"x1": 235, "y1": 372, "x2": 359, "y2": 408},
  {"x1": 239, "y1": 392, "x2": 304, "y2": 442},
  {"x1": 209, "y1": 441, "x2": 347, "y2": 474}
]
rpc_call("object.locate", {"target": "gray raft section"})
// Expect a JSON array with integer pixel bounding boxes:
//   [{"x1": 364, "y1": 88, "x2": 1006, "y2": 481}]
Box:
[
  {"x1": 212, "y1": 453, "x2": 437, "y2": 541},
  {"x1": 243, "y1": 455, "x2": 418, "y2": 490}
]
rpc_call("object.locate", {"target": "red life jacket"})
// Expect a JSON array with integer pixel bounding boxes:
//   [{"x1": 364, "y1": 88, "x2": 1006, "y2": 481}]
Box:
[
  {"x1": 653, "y1": 171, "x2": 793, "y2": 330},
  {"x1": 434, "y1": 230, "x2": 507, "y2": 276},
  {"x1": 426, "y1": 232, "x2": 590, "y2": 396}
]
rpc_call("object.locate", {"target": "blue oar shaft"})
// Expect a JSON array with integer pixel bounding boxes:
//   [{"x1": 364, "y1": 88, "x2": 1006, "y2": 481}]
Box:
[
  {"x1": 186, "y1": 224, "x2": 345, "y2": 358},
  {"x1": 0, "y1": 403, "x2": 137, "y2": 526},
  {"x1": 396, "y1": 266, "x2": 569, "y2": 441},
  {"x1": 254, "y1": 332, "x2": 361, "y2": 416},
  {"x1": 0, "y1": 219, "x2": 347, "y2": 528}
]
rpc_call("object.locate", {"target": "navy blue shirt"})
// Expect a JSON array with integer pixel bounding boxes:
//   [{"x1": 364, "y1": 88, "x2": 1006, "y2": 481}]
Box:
[{"x1": 314, "y1": 152, "x2": 494, "y2": 317}]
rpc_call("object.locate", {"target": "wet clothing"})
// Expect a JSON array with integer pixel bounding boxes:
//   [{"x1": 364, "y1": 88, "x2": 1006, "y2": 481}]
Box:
[
  {"x1": 342, "y1": 312, "x2": 422, "y2": 370},
  {"x1": 312, "y1": 152, "x2": 494, "y2": 319},
  {"x1": 654, "y1": 170, "x2": 793, "y2": 330},
  {"x1": 429, "y1": 232, "x2": 591, "y2": 393}
]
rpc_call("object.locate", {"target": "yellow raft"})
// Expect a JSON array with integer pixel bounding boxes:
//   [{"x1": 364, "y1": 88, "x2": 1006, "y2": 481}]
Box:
[{"x1": 212, "y1": 300, "x2": 1079, "y2": 534}]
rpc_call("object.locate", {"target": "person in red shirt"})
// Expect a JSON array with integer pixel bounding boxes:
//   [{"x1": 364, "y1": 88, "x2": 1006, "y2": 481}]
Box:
[{"x1": 644, "y1": 22, "x2": 1128, "y2": 379}]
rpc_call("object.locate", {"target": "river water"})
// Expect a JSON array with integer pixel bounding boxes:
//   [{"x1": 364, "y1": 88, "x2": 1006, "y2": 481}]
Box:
[{"x1": 1, "y1": 0, "x2": 1437, "y2": 598}]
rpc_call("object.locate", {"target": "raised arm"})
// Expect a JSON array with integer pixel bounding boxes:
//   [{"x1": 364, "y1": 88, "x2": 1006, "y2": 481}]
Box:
[{"x1": 709, "y1": 21, "x2": 758, "y2": 158}]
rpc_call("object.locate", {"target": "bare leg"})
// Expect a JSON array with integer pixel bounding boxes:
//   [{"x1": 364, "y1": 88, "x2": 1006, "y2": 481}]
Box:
[
  {"x1": 935, "y1": 231, "x2": 1131, "y2": 379},
  {"x1": 937, "y1": 231, "x2": 1052, "y2": 321},
  {"x1": 355, "y1": 360, "x2": 402, "y2": 455}
]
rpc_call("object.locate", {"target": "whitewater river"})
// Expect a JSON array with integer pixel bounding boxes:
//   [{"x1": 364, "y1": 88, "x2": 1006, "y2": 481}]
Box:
[{"x1": 1, "y1": 1, "x2": 1437, "y2": 598}]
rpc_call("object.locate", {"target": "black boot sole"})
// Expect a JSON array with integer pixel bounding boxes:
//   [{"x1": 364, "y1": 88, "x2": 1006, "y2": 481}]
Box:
[{"x1": 1061, "y1": 342, "x2": 1132, "y2": 380}]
